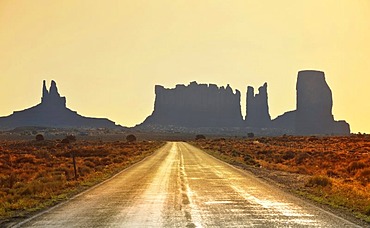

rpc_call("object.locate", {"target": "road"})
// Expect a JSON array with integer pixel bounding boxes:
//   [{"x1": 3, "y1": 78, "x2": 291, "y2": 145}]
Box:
[{"x1": 16, "y1": 142, "x2": 360, "y2": 227}]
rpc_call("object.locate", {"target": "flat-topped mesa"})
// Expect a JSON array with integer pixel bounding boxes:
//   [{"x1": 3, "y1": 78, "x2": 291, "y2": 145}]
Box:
[
  {"x1": 143, "y1": 81, "x2": 244, "y2": 127},
  {"x1": 245, "y1": 83, "x2": 271, "y2": 128},
  {"x1": 41, "y1": 80, "x2": 66, "y2": 107}
]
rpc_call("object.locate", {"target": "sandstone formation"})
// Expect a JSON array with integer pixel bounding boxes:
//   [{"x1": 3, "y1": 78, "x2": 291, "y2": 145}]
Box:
[
  {"x1": 141, "y1": 81, "x2": 244, "y2": 127},
  {"x1": 272, "y1": 111, "x2": 296, "y2": 133},
  {"x1": 0, "y1": 80, "x2": 119, "y2": 129},
  {"x1": 272, "y1": 70, "x2": 350, "y2": 135},
  {"x1": 140, "y1": 70, "x2": 350, "y2": 135},
  {"x1": 245, "y1": 83, "x2": 271, "y2": 128},
  {"x1": 0, "y1": 71, "x2": 350, "y2": 135}
]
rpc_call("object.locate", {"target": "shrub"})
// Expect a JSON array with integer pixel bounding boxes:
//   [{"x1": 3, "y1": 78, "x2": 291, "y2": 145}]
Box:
[
  {"x1": 297, "y1": 166, "x2": 309, "y2": 175},
  {"x1": 113, "y1": 157, "x2": 123, "y2": 163},
  {"x1": 347, "y1": 161, "x2": 366, "y2": 173},
  {"x1": 84, "y1": 160, "x2": 96, "y2": 168},
  {"x1": 231, "y1": 150, "x2": 240, "y2": 157},
  {"x1": 326, "y1": 170, "x2": 339, "y2": 178},
  {"x1": 295, "y1": 152, "x2": 309, "y2": 164},
  {"x1": 126, "y1": 134, "x2": 137, "y2": 142},
  {"x1": 61, "y1": 138, "x2": 70, "y2": 144},
  {"x1": 357, "y1": 168, "x2": 370, "y2": 184},
  {"x1": 35, "y1": 134, "x2": 44, "y2": 141},
  {"x1": 56, "y1": 167, "x2": 74, "y2": 180},
  {"x1": 243, "y1": 154, "x2": 259, "y2": 166},
  {"x1": 365, "y1": 205, "x2": 370, "y2": 216},
  {"x1": 306, "y1": 175, "x2": 332, "y2": 187},
  {"x1": 308, "y1": 136, "x2": 319, "y2": 141},
  {"x1": 282, "y1": 151, "x2": 295, "y2": 160},
  {"x1": 15, "y1": 155, "x2": 35, "y2": 164},
  {"x1": 247, "y1": 132, "x2": 254, "y2": 138},
  {"x1": 243, "y1": 154, "x2": 253, "y2": 163},
  {"x1": 195, "y1": 134, "x2": 206, "y2": 140},
  {"x1": 61, "y1": 135, "x2": 76, "y2": 144},
  {"x1": 78, "y1": 166, "x2": 91, "y2": 176},
  {"x1": 101, "y1": 157, "x2": 112, "y2": 165},
  {"x1": 66, "y1": 135, "x2": 76, "y2": 142}
]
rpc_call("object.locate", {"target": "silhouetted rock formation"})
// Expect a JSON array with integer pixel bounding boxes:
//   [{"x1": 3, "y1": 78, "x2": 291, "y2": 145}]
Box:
[
  {"x1": 41, "y1": 80, "x2": 66, "y2": 106},
  {"x1": 245, "y1": 83, "x2": 271, "y2": 128},
  {"x1": 272, "y1": 111, "x2": 296, "y2": 133},
  {"x1": 141, "y1": 81, "x2": 243, "y2": 127},
  {"x1": 296, "y1": 71, "x2": 333, "y2": 134},
  {"x1": 140, "y1": 70, "x2": 350, "y2": 135},
  {"x1": 0, "y1": 80, "x2": 119, "y2": 129},
  {"x1": 272, "y1": 70, "x2": 350, "y2": 135}
]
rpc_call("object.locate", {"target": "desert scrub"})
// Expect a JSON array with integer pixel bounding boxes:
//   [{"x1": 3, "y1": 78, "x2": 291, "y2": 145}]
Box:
[
  {"x1": 192, "y1": 136, "x2": 370, "y2": 223},
  {"x1": 0, "y1": 140, "x2": 164, "y2": 223},
  {"x1": 347, "y1": 161, "x2": 366, "y2": 173},
  {"x1": 305, "y1": 175, "x2": 332, "y2": 188}
]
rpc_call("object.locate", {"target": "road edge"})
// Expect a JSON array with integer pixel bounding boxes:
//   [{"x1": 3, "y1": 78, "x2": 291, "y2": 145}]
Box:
[
  {"x1": 186, "y1": 142, "x2": 369, "y2": 228},
  {"x1": 10, "y1": 142, "x2": 170, "y2": 228}
]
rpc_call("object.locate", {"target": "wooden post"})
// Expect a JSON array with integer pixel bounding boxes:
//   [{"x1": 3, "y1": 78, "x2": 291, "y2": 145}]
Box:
[{"x1": 72, "y1": 151, "x2": 78, "y2": 180}]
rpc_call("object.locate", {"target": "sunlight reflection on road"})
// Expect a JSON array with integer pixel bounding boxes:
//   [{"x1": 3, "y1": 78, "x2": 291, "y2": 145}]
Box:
[{"x1": 18, "y1": 142, "x2": 360, "y2": 228}]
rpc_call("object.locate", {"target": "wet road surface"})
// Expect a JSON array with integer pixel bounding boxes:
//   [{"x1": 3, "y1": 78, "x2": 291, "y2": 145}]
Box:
[{"x1": 17, "y1": 142, "x2": 360, "y2": 227}]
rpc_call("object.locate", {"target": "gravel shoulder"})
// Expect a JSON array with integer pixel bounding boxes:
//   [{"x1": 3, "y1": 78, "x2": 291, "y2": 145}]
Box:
[{"x1": 202, "y1": 149, "x2": 370, "y2": 227}]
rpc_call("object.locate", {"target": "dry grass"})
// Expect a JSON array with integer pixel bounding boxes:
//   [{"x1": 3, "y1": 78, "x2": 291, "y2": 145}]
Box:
[
  {"x1": 193, "y1": 135, "x2": 370, "y2": 222},
  {"x1": 0, "y1": 139, "x2": 164, "y2": 222}
]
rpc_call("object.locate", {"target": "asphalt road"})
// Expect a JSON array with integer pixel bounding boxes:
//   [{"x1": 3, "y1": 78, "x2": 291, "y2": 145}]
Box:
[{"x1": 16, "y1": 142, "x2": 360, "y2": 227}]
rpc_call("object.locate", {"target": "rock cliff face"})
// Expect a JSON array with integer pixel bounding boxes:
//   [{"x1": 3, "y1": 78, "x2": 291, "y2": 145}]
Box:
[
  {"x1": 141, "y1": 81, "x2": 243, "y2": 127},
  {"x1": 272, "y1": 70, "x2": 350, "y2": 135},
  {"x1": 245, "y1": 83, "x2": 271, "y2": 128},
  {"x1": 0, "y1": 80, "x2": 119, "y2": 129},
  {"x1": 296, "y1": 71, "x2": 333, "y2": 134},
  {"x1": 141, "y1": 70, "x2": 350, "y2": 135}
]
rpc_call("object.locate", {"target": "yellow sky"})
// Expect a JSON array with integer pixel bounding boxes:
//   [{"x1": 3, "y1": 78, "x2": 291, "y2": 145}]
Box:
[{"x1": 0, "y1": 0, "x2": 369, "y2": 133}]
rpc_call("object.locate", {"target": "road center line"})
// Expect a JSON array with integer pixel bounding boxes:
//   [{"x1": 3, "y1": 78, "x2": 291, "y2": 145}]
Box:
[{"x1": 179, "y1": 145, "x2": 203, "y2": 228}]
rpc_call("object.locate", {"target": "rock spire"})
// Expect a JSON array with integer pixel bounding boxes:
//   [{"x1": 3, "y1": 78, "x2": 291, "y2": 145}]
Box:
[
  {"x1": 0, "y1": 80, "x2": 119, "y2": 129},
  {"x1": 245, "y1": 83, "x2": 271, "y2": 128}
]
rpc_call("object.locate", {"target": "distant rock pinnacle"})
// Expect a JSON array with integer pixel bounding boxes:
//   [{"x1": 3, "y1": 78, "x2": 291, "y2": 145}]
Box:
[
  {"x1": 0, "y1": 80, "x2": 119, "y2": 129},
  {"x1": 41, "y1": 80, "x2": 66, "y2": 107},
  {"x1": 245, "y1": 83, "x2": 271, "y2": 128}
]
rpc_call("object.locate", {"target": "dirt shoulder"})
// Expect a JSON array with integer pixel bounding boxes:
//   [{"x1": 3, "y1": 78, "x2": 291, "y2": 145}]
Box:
[
  {"x1": 192, "y1": 139, "x2": 370, "y2": 228},
  {"x1": 0, "y1": 140, "x2": 165, "y2": 227}
]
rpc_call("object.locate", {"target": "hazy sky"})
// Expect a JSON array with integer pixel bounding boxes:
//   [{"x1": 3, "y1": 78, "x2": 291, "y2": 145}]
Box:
[{"x1": 0, "y1": 0, "x2": 369, "y2": 133}]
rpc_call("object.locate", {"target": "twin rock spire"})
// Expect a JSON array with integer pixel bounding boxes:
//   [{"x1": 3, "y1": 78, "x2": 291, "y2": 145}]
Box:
[{"x1": 41, "y1": 80, "x2": 66, "y2": 107}]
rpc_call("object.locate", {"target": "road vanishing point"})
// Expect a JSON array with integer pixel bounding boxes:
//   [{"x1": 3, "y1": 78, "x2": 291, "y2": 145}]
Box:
[{"x1": 16, "y1": 142, "x2": 360, "y2": 227}]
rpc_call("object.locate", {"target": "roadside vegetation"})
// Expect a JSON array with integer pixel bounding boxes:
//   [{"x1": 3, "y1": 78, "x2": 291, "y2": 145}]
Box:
[
  {"x1": 0, "y1": 139, "x2": 164, "y2": 223},
  {"x1": 193, "y1": 135, "x2": 370, "y2": 223}
]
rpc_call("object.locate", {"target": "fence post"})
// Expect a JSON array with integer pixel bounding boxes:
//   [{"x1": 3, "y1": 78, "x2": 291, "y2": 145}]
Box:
[{"x1": 72, "y1": 150, "x2": 78, "y2": 180}]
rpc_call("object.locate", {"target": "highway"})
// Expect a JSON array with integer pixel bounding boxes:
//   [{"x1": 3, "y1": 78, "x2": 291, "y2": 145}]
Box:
[{"x1": 17, "y1": 142, "x2": 359, "y2": 227}]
